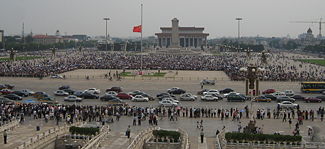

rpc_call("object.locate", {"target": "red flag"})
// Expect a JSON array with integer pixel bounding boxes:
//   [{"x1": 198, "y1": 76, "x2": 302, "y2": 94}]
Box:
[{"x1": 133, "y1": 25, "x2": 142, "y2": 33}]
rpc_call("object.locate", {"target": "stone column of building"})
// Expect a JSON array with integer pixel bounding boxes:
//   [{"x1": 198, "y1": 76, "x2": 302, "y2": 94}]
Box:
[{"x1": 171, "y1": 18, "x2": 180, "y2": 48}]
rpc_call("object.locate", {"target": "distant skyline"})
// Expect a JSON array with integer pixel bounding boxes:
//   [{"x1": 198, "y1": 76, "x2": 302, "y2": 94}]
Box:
[{"x1": 0, "y1": 0, "x2": 324, "y2": 38}]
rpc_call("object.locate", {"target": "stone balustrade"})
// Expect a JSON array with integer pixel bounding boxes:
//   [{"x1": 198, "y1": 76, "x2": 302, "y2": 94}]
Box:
[
  {"x1": 81, "y1": 125, "x2": 110, "y2": 149},
  {"x1": 127, "y1": 127, "x2": 159, "y2": 149},
  {"x1": 178, "y1": 128, "x2": 190, "y2": 149},
  {"x1": 16, "y1": 121, "x2": 83, "y2": 149},
  {"x1": 0, "y1": 119, "x2": 20, "y2": 132}
]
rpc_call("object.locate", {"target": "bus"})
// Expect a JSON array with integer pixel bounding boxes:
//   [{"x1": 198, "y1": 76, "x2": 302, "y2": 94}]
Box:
[{"x1": 301, "y1": 82, "x2": 325, "y2": 93}]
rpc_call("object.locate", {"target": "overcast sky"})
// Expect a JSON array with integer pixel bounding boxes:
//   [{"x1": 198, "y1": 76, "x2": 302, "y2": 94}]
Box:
[{"x1": 0, "y1": 0, "x2": 324, "y2": 38}]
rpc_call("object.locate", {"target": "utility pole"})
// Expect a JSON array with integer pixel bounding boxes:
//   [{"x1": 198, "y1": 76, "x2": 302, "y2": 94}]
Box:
[
  {"x1": 140, "y1": 4, "x2": 143, "y2": 72},
  {"x1": 103, "y1": 18, "x2": 110, "y2": 51}
]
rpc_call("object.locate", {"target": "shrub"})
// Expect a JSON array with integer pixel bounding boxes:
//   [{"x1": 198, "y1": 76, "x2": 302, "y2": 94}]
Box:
[
  {"x1": 224, "y1": 132, "x2": 302, "y2": 143},
  {"x1": 153, "y1": 130, "x2": 181, "y2": 141},
  {"x1": 69, "y1": 126, "x2": 100, "y2": 136}
]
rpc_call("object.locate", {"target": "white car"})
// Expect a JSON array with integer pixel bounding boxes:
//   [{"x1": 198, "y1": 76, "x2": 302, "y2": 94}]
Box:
[
  {"x1": 54, "y1": 90, "x2": 69, "y2": 96},
  {"x1": 21, "y1": 89, "x2": 35, "y2": 95},
  {"x1": 203, "y1": 89, "x2": 220, "y2": 95},
  {"x1": 132, "y1": 95, "x2": 149, "y2": 102},
  {"x1": 180, "y1": 93, "x2": 197, "y2": 101},
  {"x1": 278, "y1": 101, "x2": 298, "y2": 109},
  {"x1": 272, "y1": 92, "x2": 286, "y2": 97},
  {"x1": 161, "y1": 97, "x2": 179, "y2": 103},
  {"x1": 105, "y1": 91, "x2": 118, "y2": 96},
  {"x1": 284, "y1": 90, "x2": 295, "y2": 96},
  {"x1": 159, "y1": 100, "x2": 178, "y2": 107},
  {"x1": 50, "y1": 74, "x2": 63, "y2": 79},
  {"x1": 84, "y1": 88, "x2": 101, "y2": 94},
  {"x1": 201, "y1": 95, "x2": 220, "y2": 101},
  {"x1": 64, "y1": 95, "x2": 82, "y2": 102}
]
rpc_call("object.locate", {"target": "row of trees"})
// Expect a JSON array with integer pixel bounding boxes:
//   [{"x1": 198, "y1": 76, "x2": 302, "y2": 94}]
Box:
[
  {"x1": 304, "y1": 44, "x2": 325, "y2": 53},
  {"x1": 269, "y1": 39, "x2": 300, "y2": 50}
]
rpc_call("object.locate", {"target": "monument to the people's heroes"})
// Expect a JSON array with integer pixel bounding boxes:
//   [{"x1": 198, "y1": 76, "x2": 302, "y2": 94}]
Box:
[{"x1": 171, "y1": 18, "x2": 181, "y2": 48}]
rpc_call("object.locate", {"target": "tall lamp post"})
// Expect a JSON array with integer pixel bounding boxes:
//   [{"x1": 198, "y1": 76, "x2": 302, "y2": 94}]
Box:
[
  {"x1": 236, "y1": 18, "x2": 243, "y2": 52},
  {"x1": 103, "y1": 18, "x2": 110, "y2": 51}
]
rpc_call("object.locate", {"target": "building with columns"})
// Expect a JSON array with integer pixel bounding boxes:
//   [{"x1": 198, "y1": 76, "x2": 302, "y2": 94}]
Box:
[{"x1": 155, "y1": 18, "x2": 209, "y2": 48}]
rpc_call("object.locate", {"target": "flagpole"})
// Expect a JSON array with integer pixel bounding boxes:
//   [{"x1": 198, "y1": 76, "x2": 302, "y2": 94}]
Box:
[{"x1": 140, "y1": 3, "x2": 143, "y2": 73}]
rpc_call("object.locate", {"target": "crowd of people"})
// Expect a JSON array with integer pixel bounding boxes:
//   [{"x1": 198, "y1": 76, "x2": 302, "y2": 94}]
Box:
[{"x1": 0, "y1": 50, "x2": 324, "y2": 81}]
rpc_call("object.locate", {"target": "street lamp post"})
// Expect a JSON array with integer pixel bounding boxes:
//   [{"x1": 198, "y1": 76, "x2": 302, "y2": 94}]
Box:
[
  {"x1": 103, "y1": 18, "x2": 110, "y2": 51},
  {"x1": 236, "y1": 18, "x2": 242, "y2": 52}
]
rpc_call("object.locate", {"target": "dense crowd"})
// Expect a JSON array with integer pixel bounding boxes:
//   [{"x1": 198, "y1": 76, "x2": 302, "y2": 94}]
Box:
[{"x1": 0, "y1": 51, "x2": 324, "y2": 81}]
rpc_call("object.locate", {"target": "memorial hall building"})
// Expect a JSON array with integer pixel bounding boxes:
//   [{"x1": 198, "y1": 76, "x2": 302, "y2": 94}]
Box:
[{"x1": 155, "y1": 18, "x2": 209, "y2": 48}]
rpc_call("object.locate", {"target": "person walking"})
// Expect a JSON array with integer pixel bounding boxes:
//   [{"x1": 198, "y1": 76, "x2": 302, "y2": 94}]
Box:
[
  {"x1": 200, "y1": 129, "x2": 204, "y2": 143},
  {"x1": 126, "y1": 125, "x2": 131, "y2": 139},
  {"x1": 3, "y1": 129, "x2": 7, "y2": 144}
]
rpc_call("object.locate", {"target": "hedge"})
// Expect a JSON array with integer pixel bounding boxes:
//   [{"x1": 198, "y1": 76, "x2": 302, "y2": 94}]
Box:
[
  {"x1": 153, "y1": 130, "x2": 181, "y2": 141},
  {"x1": 225, "y1": 132, "x2": 302, "y2": 143},
  {"x1": 69, "y1": 126, "x2": 100, "y2": 136}
]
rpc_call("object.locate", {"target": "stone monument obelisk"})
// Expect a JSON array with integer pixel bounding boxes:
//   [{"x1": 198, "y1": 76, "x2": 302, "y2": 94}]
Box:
[{"x1": 171, "y1": 18, "x2": 180, "y2": 48}]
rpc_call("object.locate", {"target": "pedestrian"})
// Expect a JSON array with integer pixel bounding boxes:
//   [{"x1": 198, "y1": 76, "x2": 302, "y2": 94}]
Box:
[
  {"x1": 3, "y1": 129, "x2": 7, "y2": 144},
  {"x1": 126, "y1": 125, "x2": 131, "y2": 139},
  {"x1": 200, "y1": 129, "x2": 204, "y2": 143},
  {"x1": 216, "y1": 129, "x2": 220, "y2": 136},
  {"x1": 288, "y1": 118, "x2": 292, "y2": 129}
]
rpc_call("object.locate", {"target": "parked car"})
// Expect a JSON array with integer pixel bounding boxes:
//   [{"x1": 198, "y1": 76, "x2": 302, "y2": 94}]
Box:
[
  {"x1": 21, "y1": 89, "x2": 35, "y2": 96},
  {"x1": 100, "y1": 95, "x2": 120, "y2": 101},
  {"x1": 64, "y1": 95, "x2": 82, "y2": 102},
  {"x1": 128, "y1": 90, "x2": 154, "y2": 100},
  {"x1": 81, "y1": 92, "x2": 99, "y2": 99},
  {"x1": 220, "y1": 88, "x2": 234, "y2": 94},
  {"x1": 201, "y1": 95, "x2": 220, "y2": 101},
  {"x1": 4, "y1": 84, "x2": 15, "y2": 89},
  {"x1": 254, "y1": 96, "x2": 272, "y2": 102},
  {"x1": 84, "y1": 88, "x2": 100, "y2": 94},
  {"x1": 278, "y1": 101, "x2": 298, "y2": 109},
  {"x1": 200, "y1": 79, "x2": 215, "y2": 85},
  {"x1": 304, "y1": 97, "x2": 322, "y2": 103},
  {"x1": 262, "y1": 89, "x2": 276, "y2": 94},
  {"x1": 132, "y1": 95, "x2": 149, "y2": 102},
  {"x1": 63, "y1": 89, "x2": 75, "y2": 95},
  {"x1": 272, "y1": 92, "x2": 286, "y2": 97},
  {"x1": 74, "y1": 91, "x2": 84, "y2": 97},
  {"x1": 167, "y1": 87, "x2": 186, "y2": 94},
  {"x1": 284, "y1": 90, "x2": 295, "y2": 96},
  {"x1": 316, "y1": 96, "x2": 325, "y2": 101},
  {"x1": 116, "y1": 92, "x2": 132, "y2": 100},
  {"x1": 0, "y1": 84, "x2": 6, "y2": 90},
  {"x1": 4, "y1": 94, "x2": 22, "y2": 100},
  {"x1": 227, "y1": 94, "x2": 246, "y2": 102},
  {"x1": 12, "y1": 91, "x2": 29, "y2": 97},
  {"x1": 0, "y1": 89, "x2": 14, "y2": 95},
  {"x1": 51, "y1": 74, "x2": 63, "y2": 79},
  {"x1": 203, "y1": 89, "x2": 220, "y2": 96},
  {"x1": 106, "y1": 87, "x2": 123, "y2": 93},
  {"x1": 158, "y1": 94, "x2": 176, "y2": 101},
  {"x1": 105, "y1": 91, "x2": 118, "y2": 96},
  {"x1": 159, "y1": 100, "x2": 178, "y2": 107},
  {"x1": 223, "y1": 92, "x2": 240, "y2": 98},
  {"x1": 38, "y1": 97, "x2": 58, "y2": 104},
  {"x1": 179, "y1": 93, "x2": 197, "y2": 101},
  {"x1": 197, "y1": 89, "x2": 209, "y2": 95},
  {"x1": 59, "y1": 85, "x2": 70, "y2": 90},
  {"x1": 54, "y1": 90, "x2": 69, "y2": 96},
  {"x1": 161, "y1": 97, "x2": 179, "y2": 104},
  {"x1": 264, "y1": 94, "x2": 277, "y2": 101},
  {"x1": 106, "y1": 98, "x2": 127, "y2": 106},
  {"x1": 0, "y1": 97, "x2": 15, "y2": 104},
  {"x1": 33, "y1": 92, "x2": 48, "y2": 98},
  {"x1": 277, "y1": 96, "x2": 295, "y2": 103},
  {"x1": 291, "y1": 95, "x2": 306, "y2": 101}
]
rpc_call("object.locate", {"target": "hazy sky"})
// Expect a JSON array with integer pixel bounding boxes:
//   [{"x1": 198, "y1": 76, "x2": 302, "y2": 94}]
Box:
[{"x1": 1, "y1": 0, "x2": 324, "y2": 38}]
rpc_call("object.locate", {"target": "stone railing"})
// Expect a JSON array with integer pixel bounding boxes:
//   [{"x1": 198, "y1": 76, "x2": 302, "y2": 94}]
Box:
[
  {"x1": 81, "y1": 125, "x2": 110, "y2": 149},
  {"x1": 216, "y1": 129, "x2": 226, "y2": 149},
  {"x1": 0, "y1": 119, "x2": 20, "y2": 132},
  {"x1": 127, "y1": 126, "x2": 159, "y2": 149},
  {"x1": 16, "y1": 121, "x2": 83, "y2": 149},
  {"x1": 178, "y1": 128, "x2": 190, "y2": 149}
]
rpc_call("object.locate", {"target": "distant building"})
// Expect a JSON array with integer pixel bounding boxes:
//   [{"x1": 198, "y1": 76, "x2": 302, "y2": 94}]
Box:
[
  {"x1": 155, "y1": 18, "x2": 209, "y2": 48},
  {"x1": 298, "y1": 28, "x2": 319, "y2": 45},
  {"x1": 72, "y1": 35, "x2": 88, "y2": 41},
  {"x1": 33, "y1": 35, "x2": 63, "y2": 44}
]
